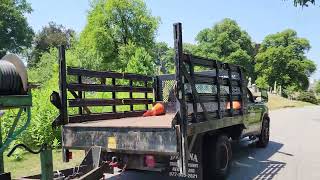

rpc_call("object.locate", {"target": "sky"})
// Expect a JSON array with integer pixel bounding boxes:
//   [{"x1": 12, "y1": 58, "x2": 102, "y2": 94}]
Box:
[{"x1": 26, "y1": 0, "x2": 320, "y2": 80}]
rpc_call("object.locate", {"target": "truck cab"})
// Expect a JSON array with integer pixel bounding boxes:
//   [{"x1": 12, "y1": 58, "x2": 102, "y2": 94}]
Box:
[{"x1": 242, "y1": 88, "x2": 269, "y2": 138}]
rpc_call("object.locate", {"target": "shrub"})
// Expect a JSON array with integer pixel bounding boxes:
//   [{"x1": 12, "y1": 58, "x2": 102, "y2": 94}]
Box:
[
  {"x1": 297, "y1": 91, "x2": 318, "y2": 104},
  {"x1": 282, "y1": 85, "x2": 299, "y2": 99}
]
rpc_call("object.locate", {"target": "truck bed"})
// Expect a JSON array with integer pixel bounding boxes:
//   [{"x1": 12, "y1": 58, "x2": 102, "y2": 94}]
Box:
[{"x1": 65, "y1": 113, "x2": 176, "y2": 129}]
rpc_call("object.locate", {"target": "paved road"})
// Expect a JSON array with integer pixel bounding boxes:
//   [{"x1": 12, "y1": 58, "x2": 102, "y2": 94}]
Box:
[{"x1": 229, "y1": 106, "x2": 320, "y2": 180}]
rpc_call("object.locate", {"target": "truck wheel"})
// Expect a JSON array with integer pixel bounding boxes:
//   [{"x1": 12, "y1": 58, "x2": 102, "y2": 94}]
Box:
[
  {"x1": 204, "y1": 135, "x2": 231, "y2": 180},
  {"x1": 256, "y1": 117, "x2": 270, "y2": 148}
]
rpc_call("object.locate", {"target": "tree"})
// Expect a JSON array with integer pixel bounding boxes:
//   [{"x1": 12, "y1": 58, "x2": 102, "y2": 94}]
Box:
[
  {"x1": 77, "y1": 0, "x2": 159, "y2": 71},
  {"x1": 293, "y1": 0, "x2": 315, "y2": 6},
  {"x1": 0, "y1": 0, "x2": 34, "y2": 57},
  {"x1": 28, "y1": 22, "x2": 75, "y2": 67},
  {"x1": 153, "y1": 42, "x2": 174, "y2": 74},
  {"x1": 195, "y1": 18, "x2": 256, "y2": 78},
  {"x1": 183, "y1": 43, "x2": 198, "y2": 54},
  {"x1": 255, "y1": 29, "x2": 316, "y2": 91},
  {"x1": 315, "y1": 81, "x2": 320, "y2": 94},
  {"x1": 124, "y1": 43, "x2": 154, "y2": 75}
]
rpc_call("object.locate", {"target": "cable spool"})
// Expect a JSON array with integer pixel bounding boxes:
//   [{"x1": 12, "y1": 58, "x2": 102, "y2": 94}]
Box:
[{"x1": 0, "y1": 54, "x2": 27, "y2": 95}]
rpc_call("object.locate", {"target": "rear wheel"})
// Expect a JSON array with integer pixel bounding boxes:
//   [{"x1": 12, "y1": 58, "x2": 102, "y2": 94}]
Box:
[
  {"x1": 256, "y1": 117, "x2": 270, "y2": 148},
  {"x1": 204, "y1": 135, "x2": 231, "y2": 180}
]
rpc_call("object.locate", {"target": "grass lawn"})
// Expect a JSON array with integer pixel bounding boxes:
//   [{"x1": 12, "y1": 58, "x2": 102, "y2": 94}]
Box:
[
  {"x1": 4, "y1": 149, "x2": 84, "y2": 179},
  {"x1": 3, "y1": 94, "x2": 315, "y2": 178},
  {"x1": 267, "y1": 94, "x2": 315, "y2": 110}
]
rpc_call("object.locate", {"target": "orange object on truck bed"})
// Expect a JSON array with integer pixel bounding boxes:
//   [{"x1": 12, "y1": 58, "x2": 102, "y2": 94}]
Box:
[{"x1": 143, "y1": 102, "x2": 166, "y2": 117}]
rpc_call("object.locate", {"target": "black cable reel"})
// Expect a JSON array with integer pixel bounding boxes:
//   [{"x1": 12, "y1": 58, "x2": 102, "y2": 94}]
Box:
[{"x1": 0, "y1": 54, "x2": 28, "y2": 95}]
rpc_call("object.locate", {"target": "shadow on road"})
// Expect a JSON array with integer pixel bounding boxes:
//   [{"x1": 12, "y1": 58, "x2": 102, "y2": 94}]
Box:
[{"x1": 228, "y1": 139, "x2": 288, "y2": 180}]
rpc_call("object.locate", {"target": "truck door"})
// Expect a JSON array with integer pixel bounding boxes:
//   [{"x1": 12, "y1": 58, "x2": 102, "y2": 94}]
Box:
[{"x1": 244, "y1": 88, "x2": 263, "y2": 134}]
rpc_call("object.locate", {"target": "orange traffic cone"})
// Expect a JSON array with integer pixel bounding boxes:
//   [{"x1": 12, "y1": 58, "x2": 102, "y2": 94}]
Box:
[
  {"x1": 143, "y1": 102, "x2": 166, "y2": 117},
  {"x1": 226, "y1": 101, "x2": 241, "y2": 110}
]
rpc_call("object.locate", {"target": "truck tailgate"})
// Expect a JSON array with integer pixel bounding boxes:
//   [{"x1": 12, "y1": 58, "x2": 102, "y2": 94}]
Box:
[{"x1": 62, "y1": 113, "x2": 178, "y2": 154}]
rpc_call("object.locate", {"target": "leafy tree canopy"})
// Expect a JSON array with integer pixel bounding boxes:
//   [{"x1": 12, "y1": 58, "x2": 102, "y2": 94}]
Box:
[
  {"x1": 124, "y1": 42, "x2": 154, "y2": 75},
  {"x1": 78, "y1": 0, "x2": 159, "y2": 71},
  {"x1": 0, "y1": 0, "x2": 34, "y2": 57},
  {"x1": 315, "y1": 81, "x2": 320, "y2": 94},
  {"x1": 29, "y1": 22, "x2": 75, "y2": 67},
  {"x1": 255, "y1": 29, "x2": 316, "y2": 91},
  {"x1": 183, "y1": 43, "x2": 199, "y2": 55},
  {"x1": 154, "y1": 42, "x2": 174, "y2": 74},
  {"x1": 293, "y1": 0, "x2": 315, "y2": 6},
  {"x1": 195, "y1": 18, "x2": 256, "y2": 78}
]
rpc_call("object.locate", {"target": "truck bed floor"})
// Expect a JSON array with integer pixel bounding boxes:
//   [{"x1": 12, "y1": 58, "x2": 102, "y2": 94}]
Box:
[{"x1": 64, "y1": 113, "x2": 176, "y2": 129}]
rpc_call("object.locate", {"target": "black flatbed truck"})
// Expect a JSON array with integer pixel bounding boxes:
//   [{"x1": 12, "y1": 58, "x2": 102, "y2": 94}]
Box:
[{"x1": 31, "y1": 23, "x2": 269, "y2": 180}]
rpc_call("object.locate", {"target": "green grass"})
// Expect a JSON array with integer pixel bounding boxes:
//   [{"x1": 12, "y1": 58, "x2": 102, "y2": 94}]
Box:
[
  {"x1": 4, "y1": 149, "x2": 84, "y2": 179},
  {"x1": 267, "y1": 94, "x2": 314, "y2": 110}
]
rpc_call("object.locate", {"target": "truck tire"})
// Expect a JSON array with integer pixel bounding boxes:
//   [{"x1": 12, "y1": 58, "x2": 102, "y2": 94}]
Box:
[
  {"x1": 256, "y1": 117, "x2": 270, "y2": 148},
  {"x1": 204, "y1": 135, "x2": 231, "y2": 180}
]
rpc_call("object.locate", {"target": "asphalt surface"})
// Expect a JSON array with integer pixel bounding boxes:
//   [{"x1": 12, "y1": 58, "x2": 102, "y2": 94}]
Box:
[{"x1": 228, "y1": 106, "x2": 320, "y2": 180}]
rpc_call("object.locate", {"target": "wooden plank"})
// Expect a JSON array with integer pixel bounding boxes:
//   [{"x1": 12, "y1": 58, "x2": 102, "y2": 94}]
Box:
[
  {"x1": 227, "y1": 64, "x2": 234, "y2": 116},
  {"x1": 174, "y1": 22, "x2": 188, "y2": 175},
  {"x1": 215, "y1": 60, "x2": 221, "y2": 119},
  {"x1": 67, "y1": 67, "x2": 153, "y2": 81},
  {"x1": 59, "y1": 45, "x2": 69, "y2": 125},
  {"x1": 192, "y1": 74, "x2": 217, "y2": 84},
  {"x1": 190, "y1": 109, "x2": 242, "y2": 122},
  {"x1": 184, "y1": 54, "x2": 240, "y2": 72},
  {"x1": 78, "y1": 75, "x2": 83, "y2": 115},
  {"x1": 190, "y1": 111, "x2": 218, "y2": 122},
  {"x1": 223, "y1": 63, "x2": 239, "y2": 72},
  {"x1": 67, "y1": 84, "x2": 153, "y2": 93},
  {"x1": 239, "y1": 67, "x2": 245, "y2": 115},
  {"x1": 130, "y1": 80, "x2": 134, "y2": 111},
  {"x1": 69, "y1": 98, "x2": 153, "y2": 107},
  {"x1": 183, "y1": 54, "x2": 218, "y2": 68},
  {"x1": 188, "y1": 55, "x2": 199, "y2": 123},
  {"x1": 192, "y1": 74, "x2": 241, "y2": 86},
  {"x1": 144, "y1": 81, "x2": 148, "y2": 110},
  {"x1": 186, "y1": 94, "x2": 242, "y2": 103},
  {"x1": 157, "y1": 74, "x2": 175, "y2": 81},
  {"x1": 69, "y1": 111, "x2": 146, "y2": 123},
  {"x1": 112, "y1": 78, "x2": 116, "y2": 113},
  {"x1": 153, "y1": 77, "x2": 160, "y2": 102}
]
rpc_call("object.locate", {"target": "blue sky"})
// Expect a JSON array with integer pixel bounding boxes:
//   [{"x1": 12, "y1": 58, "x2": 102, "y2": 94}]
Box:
[{"x1": 26, "y1": 0, "x2": 320, "y2": 80}]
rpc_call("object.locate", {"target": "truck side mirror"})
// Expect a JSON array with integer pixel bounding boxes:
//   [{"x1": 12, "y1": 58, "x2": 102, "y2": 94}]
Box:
[{"x1": 261, "y1": 89, "x2": 268, "y2": 102}]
